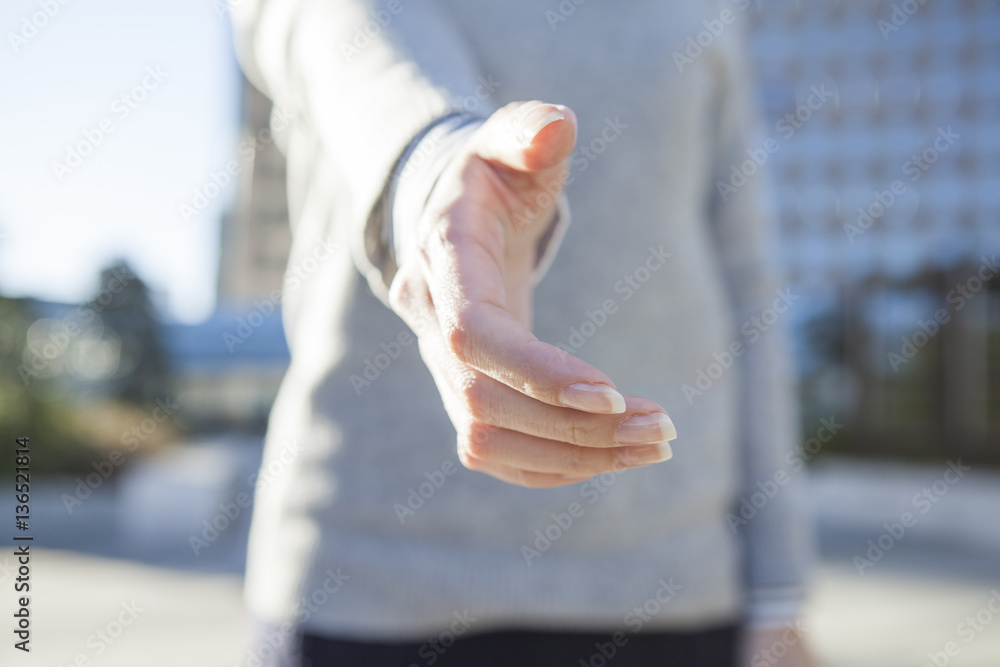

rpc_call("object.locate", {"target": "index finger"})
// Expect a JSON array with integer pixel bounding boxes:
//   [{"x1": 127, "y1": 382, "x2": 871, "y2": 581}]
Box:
[{"x1": 444, "y1": 298, "x2": 628, "y2": 414}]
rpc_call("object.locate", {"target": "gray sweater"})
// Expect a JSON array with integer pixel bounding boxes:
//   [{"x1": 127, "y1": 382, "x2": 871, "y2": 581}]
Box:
[{"x1": 232, "y1": 0, "x2": 812, "y2": 639}]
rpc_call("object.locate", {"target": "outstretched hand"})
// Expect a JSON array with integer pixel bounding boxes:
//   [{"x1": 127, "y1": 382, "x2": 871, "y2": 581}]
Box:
[{"x1": 388, "y1": 101, "x2": 677, "y2": 488}]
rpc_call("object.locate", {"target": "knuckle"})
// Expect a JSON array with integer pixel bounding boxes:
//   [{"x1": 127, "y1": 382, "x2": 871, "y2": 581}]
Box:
[
  {"x1": 464, "y1": 423, "x2": 493, "y2": 460},
  {"x1": 455, "y1": 372, "x2": 491, "y2": 422},
  {"x1": 387, "y1": 276, "x2": 408, "y2": 312},
  {"x1": 508, "y1": 468, "x2": 535, "y2": 488},
  {"x1": 518, "y1": 343, "x2": 551, "y2": 395},
  {"x1": 388, "y1": 274, "x2": 433, "y2": 337},
  {"x1": 611, "y1": 448, "x2": 639, "y2": 472},
  {"x1": 519, "y1": 472, "x2": 555, "y2": 489},
  {"x1": 387, "y1": 267, "x2": 420, "y2": 313},
  {"x1": 456, "y1": 446, "x2": 480, "y2": 471},
  {"x1": 562, "y1": 417, "x2": 595, "y2": 447},
  {"x1": 445, "y1": 324, "x2": 468, "y2": 363},
  {"x1": 440, "y1": 219, "x2": 471, "y2": 249},
  {"x1": 566, "y1": 445, "x2": 598, "y2": 476},
  {"x1": 502, "y1": 100, "x2": 530, "y2": 116},
  {"x1": 443, "y1": 309, "x2": 473, "y2": 363}
]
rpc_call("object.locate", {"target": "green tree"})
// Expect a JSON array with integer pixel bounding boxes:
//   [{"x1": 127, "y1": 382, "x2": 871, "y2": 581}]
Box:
[
  {"x1": 0, "y1": 296, "x2": 98, "y2": 476},
  {"x1": 91, "y1": 260, "x2": 171, "y2": 405}
]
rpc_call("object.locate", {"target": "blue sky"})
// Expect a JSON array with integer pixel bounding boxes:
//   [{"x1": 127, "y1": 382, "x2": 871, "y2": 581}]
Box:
[{"x1": 0, "y1": 0, "x2": 241, "y2": 323}]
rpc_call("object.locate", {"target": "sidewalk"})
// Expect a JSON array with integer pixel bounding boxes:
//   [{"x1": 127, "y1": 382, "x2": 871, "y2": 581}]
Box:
[
  {"x1": 809, "y1": 562, "x2": 1000, "y2": 667},
  {"x1": 0, "y1": 549, "x2": 251, "y2": 666},
  {"x1": 806, "y1": 458, "x2": 1000, "y2": 667}
]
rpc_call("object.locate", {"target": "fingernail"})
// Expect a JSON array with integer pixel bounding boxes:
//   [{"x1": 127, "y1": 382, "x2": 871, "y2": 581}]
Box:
[
  {"x1": 560, "y1": 383, "x2": 626, "y2": 414},
  {"x1": 618, "y1": 442, "x2": 674, "y2": 467},
  {"x1": 615, "y1": 413, "x2": 677, "y2": 445},
  {"x1": 519, "y1": 105, "x2": 564, "y2": 146}
]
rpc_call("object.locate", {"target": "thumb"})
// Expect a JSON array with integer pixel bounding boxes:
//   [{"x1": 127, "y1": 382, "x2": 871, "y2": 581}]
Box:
[{"x1": 473, "y1": 101, "x2": 578, "y2": 174}]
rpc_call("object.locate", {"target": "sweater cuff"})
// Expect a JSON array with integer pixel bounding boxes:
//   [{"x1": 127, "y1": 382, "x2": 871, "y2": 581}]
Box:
[
  {"x1": 531, "y1": 189, "x2": 571, "y2": 285},
  {"x1": 391, "y1": 113, "x2": 484, "y2": 271},
  {"x1": 745, "y1": 586, "x2": 805, "y2": 629}
]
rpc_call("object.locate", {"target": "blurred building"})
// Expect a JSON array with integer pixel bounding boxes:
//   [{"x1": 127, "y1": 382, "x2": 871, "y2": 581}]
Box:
[
  {"x1": 748, "y1": 0, "x2": 1000, "y2": 462},
  {"x1": 217, "y1": 78, "x2": 292, "y2": 304},
  {"x1": 752, "y1": 0, "x2": 999, "y2": 285},
  {"x1": 170, "y1": 77, "x2": 293, "y2": 433},
  {"x1": 162, "y1": 311, "x2": 288, "y2": 432}
]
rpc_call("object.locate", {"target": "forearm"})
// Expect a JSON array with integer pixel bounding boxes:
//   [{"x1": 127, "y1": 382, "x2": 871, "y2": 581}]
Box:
[
  {"x1": 703, "y1": 16, "x2": 814, "y2": 624},
  {"x1": 230, "y1": 0, "x2": 490, "y2": 297},
  {"x1": 736, "y1": 317, "x2": 812, "y2": 627}
]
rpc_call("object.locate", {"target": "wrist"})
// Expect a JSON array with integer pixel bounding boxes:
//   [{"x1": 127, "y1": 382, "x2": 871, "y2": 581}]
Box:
[
  {"x1": 746, "y1": 586, "x2": 805, "y2": 630},
  {"x1": 389, "y1": 114, "x2": 484, "y2": 268}
]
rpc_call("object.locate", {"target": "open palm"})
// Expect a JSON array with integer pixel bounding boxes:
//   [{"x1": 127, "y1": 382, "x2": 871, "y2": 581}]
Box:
[{"x1": 388, "y1": 101, "x2": 678, "y2": 488}]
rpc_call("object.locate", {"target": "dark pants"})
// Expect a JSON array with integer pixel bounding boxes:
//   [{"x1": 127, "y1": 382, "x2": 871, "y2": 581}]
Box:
[{"x1": 258, "y1": 624, "x2": 739, "y2": 667}]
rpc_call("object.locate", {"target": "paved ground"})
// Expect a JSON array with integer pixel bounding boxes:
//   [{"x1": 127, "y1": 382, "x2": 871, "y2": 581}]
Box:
[
  {"x1": 1, "y1": 449, "x2": 998, "y2": 666},
  {"x1": 806, "y1": 459, "x2": 1000, "y2": 667},
  {"x1": 0, "y1": 549, "x2": 251, "y2": 667},
  {"x1": 809, "y1": 563, "x2": 1000, "y2": 667}
]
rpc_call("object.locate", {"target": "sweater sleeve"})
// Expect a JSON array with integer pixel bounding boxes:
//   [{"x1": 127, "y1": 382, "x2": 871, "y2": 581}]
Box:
[
  {"x1": 704, "y1": 19, "x2": 815, "y2": 625},
  {"x1": 229, "y1": 0, "x2": 496, "y2": 301}
]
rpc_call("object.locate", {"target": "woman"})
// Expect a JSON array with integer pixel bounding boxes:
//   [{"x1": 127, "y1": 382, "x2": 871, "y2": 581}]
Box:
[{"x1": 231, "y1": 0, "x2": 814, "y2": 664}]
